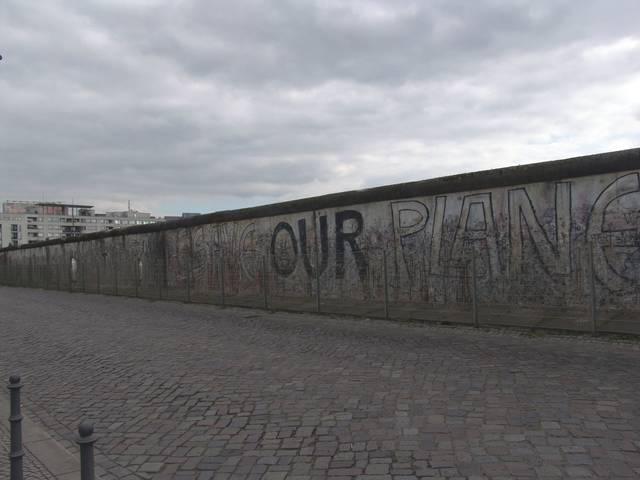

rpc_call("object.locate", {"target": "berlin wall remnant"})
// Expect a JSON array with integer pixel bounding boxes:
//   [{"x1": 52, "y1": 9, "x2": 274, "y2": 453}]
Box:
[{"x1": 1, "y1": 149, "x2": 639, "y2": 313}]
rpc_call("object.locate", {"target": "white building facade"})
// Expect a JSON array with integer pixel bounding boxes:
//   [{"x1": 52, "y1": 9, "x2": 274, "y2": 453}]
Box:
[{"x1": 0, "y1": 201, "x2": 163, "y2": 248}]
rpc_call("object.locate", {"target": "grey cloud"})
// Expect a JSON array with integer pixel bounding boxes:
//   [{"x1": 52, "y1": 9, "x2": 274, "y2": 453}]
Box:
[
  {"x1": 101, "y1": 0, "x2": 637, "y2": 86},
  {"x1": 1, "y1": 1, "x2": 639, "y2": 216}
]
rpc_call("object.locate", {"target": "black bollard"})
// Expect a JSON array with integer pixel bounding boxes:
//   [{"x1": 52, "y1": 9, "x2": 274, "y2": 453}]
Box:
[
  {"x1": 77, "y1": 422, "x2": 96, "y2": 480},
  {"x1": 8, "y1": 375, "x2": 24, "y2": 480}
]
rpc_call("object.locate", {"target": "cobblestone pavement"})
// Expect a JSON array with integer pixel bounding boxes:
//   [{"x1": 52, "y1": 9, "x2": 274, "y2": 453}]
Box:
[
  {"x1": 0, "y1": 420, "x2": 56, "y2": 479},
  {"x1": 1, "y1": 287, "x2": 640, "y2": 479}
]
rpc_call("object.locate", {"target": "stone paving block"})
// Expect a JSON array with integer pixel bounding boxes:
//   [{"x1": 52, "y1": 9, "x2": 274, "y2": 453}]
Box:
[{"x1": 1, "y1": 288, "x2": 640, "y2": 479}]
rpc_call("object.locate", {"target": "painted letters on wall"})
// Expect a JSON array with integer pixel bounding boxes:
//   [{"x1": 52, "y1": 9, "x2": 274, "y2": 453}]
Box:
[{"x1": 2, "y1": 166, "x2": 640, "y2": 308}]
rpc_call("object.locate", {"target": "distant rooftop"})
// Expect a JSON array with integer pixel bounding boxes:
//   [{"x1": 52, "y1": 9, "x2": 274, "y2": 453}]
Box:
[{"x1": 36, "y1": 202, "x2": 94, "y2": 209}]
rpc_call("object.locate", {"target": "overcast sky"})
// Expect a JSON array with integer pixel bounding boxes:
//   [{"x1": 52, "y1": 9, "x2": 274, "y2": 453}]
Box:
[{"x1": 1, "y1": 1, "x2": 639, "y2": 216}]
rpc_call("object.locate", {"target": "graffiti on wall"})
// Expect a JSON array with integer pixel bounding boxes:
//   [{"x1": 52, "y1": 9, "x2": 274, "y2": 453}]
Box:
[
  {"x1": 2, "y1": 170, "x2": 639, "y2": 307},
  {"x1": 258, "y1": 171, "x2": 640, "y2": 303}
]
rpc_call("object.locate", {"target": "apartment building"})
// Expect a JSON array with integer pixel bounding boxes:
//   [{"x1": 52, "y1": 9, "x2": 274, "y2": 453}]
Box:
[{"x1": 0, "y1": 201, "x2": 163, "y2": 248}]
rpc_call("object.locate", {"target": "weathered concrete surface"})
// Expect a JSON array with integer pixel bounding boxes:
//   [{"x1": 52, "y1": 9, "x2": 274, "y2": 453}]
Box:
[
  {"x1": 1, "y1": 287, "x2": 640, "y2": 479},
  {"x1": 1, "y1": 149, "x2": 639, "y2": 331}
]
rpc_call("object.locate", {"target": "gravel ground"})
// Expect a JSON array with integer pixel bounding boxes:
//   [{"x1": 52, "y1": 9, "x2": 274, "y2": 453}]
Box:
[{"x1": 1, "y1": 286, "x2": 640, "y2": 479}]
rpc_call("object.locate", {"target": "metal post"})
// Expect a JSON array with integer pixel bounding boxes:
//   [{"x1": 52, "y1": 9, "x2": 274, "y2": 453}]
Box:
[
  {"x1": 186, "y1": 255, "x2": 192, "y2": 303},
  {"x1": 220, "y1": 250, "x2": 226, "y2": 307},
  {"x1": 262, "y1": 255, "x2": 268, "y2": 309},
  {"x1": 45, "y1": 249, "x2": 50, "y2": 290},
  {"x1": 8, "y1": 375, "x2": 24, "y2": 480},
  {"x1": 77, "y1": 422, "x2": 96, "y2": 480},
  {"x1": 157, "y1": 262, "x2": 162, "y2": 299},
  {"x1": 588, "y1": 243, "x2": 597, "y2": 334},
  {"x1": 471, "y1": 251, "x2": 479, "y2": 328},
  {"x1": 113, "y1": 256, "x2": 118, "y2": 296},
  {"x1": 96, "y1": 262, "x2": 101, "y2": 294},
  {"x1": 314, "y1": 235, "x2": 321, "y2": 313},
  {"x1": 383, "y1": 250, "x2": 389, "y2": 320},
  {"x1": 134, "y1": 259, "x2": 139, "y2": 298}
]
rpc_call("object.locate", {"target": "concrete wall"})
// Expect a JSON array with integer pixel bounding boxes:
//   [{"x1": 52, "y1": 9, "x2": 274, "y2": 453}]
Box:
[{"x1": 1, "y1": 148, "x2": 639, "y2": 312}]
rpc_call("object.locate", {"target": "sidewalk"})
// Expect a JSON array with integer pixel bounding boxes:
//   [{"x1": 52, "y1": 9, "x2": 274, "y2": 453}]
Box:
[{"x1": 0, "y1": 392, "x2": 80, "y2": 479}]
